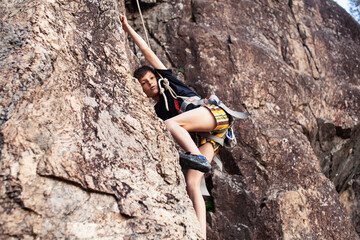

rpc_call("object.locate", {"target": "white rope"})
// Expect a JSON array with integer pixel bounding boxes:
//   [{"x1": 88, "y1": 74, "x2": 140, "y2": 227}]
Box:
[
  {"x1": 157, "y1": 72, "x2": 178, "y2": 111},
  {"x1": 159, "y1": 78, "x2": 177, "y2": 99},
  {"x1": 135, "y1": 0, "x2": 151, "y2": 48}
]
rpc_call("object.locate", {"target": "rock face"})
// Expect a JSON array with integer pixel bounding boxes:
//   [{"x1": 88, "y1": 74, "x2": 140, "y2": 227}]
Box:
[
  {"x1": 125, "y1": 0, "x2": 360, "y2": 239},
  {"x1": 1, "y1": 0, "x2": 359, "y2": 240},
  {"x1": 0, "y1": 0, "x2": 202, "y2": 239}
]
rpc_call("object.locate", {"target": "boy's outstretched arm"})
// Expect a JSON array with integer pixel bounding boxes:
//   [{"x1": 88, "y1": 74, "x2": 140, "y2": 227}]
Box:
[{"x1": 120, "y1": 14, "x2": 166, "y2": 70}]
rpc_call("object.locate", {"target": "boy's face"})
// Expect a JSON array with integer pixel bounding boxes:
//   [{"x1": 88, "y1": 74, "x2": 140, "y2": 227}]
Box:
[{"x1": 138, "y1": 71, "x2": 159, "y2": 100}]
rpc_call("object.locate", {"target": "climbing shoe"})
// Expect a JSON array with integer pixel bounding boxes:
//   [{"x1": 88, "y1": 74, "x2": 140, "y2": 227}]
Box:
[{"x1": 179, "y1": 152, "x2": 211, "y2": 173}]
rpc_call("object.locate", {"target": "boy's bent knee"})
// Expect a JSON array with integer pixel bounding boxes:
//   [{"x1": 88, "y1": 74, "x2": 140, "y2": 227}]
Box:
[
  {"x1": 165, "y1": 118, "x2": 175, "y2": 130},
  {"x1": 165, "y1": 118, "x2": 184, "y2": 131}
]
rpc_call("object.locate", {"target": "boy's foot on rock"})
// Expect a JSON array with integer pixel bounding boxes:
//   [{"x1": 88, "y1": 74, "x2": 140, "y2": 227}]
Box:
[{"x1": 179, "y1": 152, "x2": 211, "y2": 173}]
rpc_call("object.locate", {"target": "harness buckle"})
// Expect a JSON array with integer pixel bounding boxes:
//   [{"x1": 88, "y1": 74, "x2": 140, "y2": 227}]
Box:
[{"x1": 208, "y1": 95, "x2": 221, "y2": 105}]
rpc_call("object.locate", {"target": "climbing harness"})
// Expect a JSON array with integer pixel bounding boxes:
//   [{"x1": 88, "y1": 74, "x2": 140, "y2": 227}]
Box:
[
  {"x1": 179, "y1": 95, "x2": 249, "y2": 120},
  {"x1": 180, "y1": 94, "x2": 248, "y2": 147},
  {"x1": 197, "y1": 117, "x2": 237, "y2": 148}
]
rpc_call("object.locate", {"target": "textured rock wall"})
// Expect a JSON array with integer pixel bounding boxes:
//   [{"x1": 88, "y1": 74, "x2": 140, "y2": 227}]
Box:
[
  {"x1": 0, "y1": 0, "x2": 203, "y2": 239},
  {"x1": 1, "y1": 0, "x2": 360, "y2": 239},
  {"x1": 125, "y1": 0, "x2": 360, "y2": 239}
]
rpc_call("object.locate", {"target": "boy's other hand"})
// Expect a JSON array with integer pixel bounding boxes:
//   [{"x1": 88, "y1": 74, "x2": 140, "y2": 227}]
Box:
[{"x1": 119, "y1": 14, "x2": 129, "y2": 31}]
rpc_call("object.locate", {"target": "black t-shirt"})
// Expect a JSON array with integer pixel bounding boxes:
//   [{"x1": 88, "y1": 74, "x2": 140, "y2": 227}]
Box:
[{"x1": 154, "y1": 69, "x2": 200, "y2": 120}]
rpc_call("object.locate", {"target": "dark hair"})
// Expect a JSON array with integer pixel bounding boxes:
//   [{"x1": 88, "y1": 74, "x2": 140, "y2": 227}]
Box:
[{"x1": 134, "y1": 65, "x2": 156, "y2": 80}]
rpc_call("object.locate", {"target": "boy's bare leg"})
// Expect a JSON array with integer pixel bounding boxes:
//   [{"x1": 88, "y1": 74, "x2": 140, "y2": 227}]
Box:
[
  {"x1": 184, "y1": 142, "x2": 214, "y2": 239},
  {"x1": 165, "y1": 106, "x2": 216, "y2": 156},
  {"x1": 166, "y1": 107, "x2": 216, "y2": 237}
]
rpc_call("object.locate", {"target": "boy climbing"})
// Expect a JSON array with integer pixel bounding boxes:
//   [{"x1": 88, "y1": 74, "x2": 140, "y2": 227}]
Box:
[{"x1": 119, "y1": 13, "x2": 246, "y2": 238}]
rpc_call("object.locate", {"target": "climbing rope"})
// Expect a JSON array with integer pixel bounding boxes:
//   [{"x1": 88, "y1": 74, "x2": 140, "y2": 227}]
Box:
[
  {"x1": 157, "y1": 72, "x2": 179, "y2": 111},
  {"x1": 135, "y1": 0, "x2": 151, "y2": 48}
]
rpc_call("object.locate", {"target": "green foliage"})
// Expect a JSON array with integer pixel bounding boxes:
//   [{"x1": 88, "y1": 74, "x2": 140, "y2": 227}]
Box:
[
  {"x1": 177, "y1": 68, "x2": 185, "y2": 75},
  {"x1": 349, "y1": 0, "x2": 360, "y2": 22},
  {"x1": 205, "y1": 200, "x2": 214, "y2": 213},
  {"x1": 177, "y1": 68, "x2": 186, "y2": 82}
]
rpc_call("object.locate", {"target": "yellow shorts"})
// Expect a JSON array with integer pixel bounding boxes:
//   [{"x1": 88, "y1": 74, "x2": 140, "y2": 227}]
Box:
[{"x1": 199, "y1": 104, "x2": 230, "y2": 154}]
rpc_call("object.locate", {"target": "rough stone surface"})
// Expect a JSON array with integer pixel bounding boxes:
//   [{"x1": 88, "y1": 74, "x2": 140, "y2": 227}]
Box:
[
  {"x1": 0, "y1": 0, "x2": 202, "y2": 239},
  {"x1": 126, "y1": 0, "x2": 360, "y2": 239},
  {"x1": 1, "y1": 0, "x2": 360, "y2": 239}
]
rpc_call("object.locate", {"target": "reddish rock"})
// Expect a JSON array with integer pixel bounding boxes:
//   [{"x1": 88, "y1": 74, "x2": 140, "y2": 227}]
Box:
[
  {"x1": 127, "y1": 0, "x2": 360, "y2": 239},
  {"x1": 1, "y1": 0, "x2": 359, "y2": 239}
]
